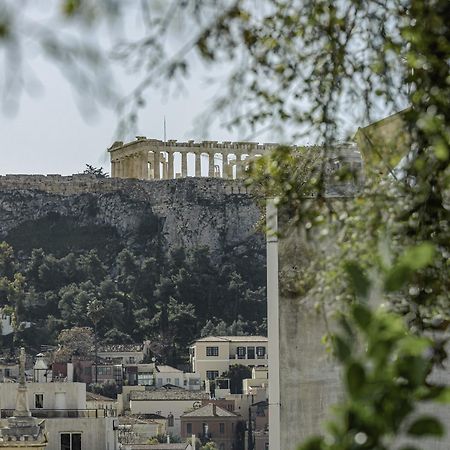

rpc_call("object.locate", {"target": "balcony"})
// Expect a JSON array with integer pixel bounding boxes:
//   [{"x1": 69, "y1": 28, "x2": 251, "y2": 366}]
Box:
[{"x1": 0, "y1": 409, "x2": 113, "y2": 419}]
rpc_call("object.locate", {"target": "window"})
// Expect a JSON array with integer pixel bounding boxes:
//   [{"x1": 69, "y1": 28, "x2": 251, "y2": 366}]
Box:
[
  {"x1": 206, "y1": 346, "x2": 219, "y2": 356},
  {"x1": 186, "y1": 423, "x2": 192, "y2": 434},
  {"x1": 60, "y1": 432, "x2": 81, "y2": 450},
  {"x1": 97, "y1": 367, "x2": 112, "y2": 376},
  {"x1": 129, "y1": 357, "x2": 135, "y2": 363},
  {"x1": 166, "y1": 378, "x2": 171, "y2": 384},
  {"x1": 219, "y1": 422, "x2": 225, "y2": 434},
  {"x1": 35, "y1": 393, "x2": 44, "y2": 408},
  {"x1": 256, "y1": 346, "x2": 266, "y2": 358},
  {"x1": 168, "y1": 413, "x2": 174, "y2": 427},
  {"x1": 184, "y1": 379, "x2": 188, "y2": 386},
  {"x1": 175, "y1": 378, "x2": 180, "y2": 386},
  {"x1": 206, "y1": 370, "x2": 219, "y2": 380},
  {"x1": 237, "y1": 346, "x2": 246, "y2": 359},
  {"x1": 220, "y1": 444, "x2": 225, "y2": 450},
  {"x1": 247, "y1": 347, "x2": 255, "y2": 359},
  {"x1": 84, "y1": 367, "x2": 91, "y2": 375}
]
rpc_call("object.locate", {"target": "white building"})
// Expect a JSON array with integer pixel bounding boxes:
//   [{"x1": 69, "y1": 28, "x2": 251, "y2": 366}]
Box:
[
  {"x1": 0, "y1": 381, "x2": 118, "y2": 450},
  {"x1": 189, "y1": 336, "x2": 268, "y2": 382}
]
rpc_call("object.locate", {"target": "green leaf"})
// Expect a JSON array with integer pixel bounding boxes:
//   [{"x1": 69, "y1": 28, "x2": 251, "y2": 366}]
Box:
[
  {"x1": 407, "y1": 416, "x2": 444, "y2": 437},
  {"x1": 297, "y1": 436, "x2": 325, "y2": 450},
  {"x1": 400, "y1": 243, "x2": 436, "y2": 271},
  {"x1": 346, "y1": 362, "x2": 366, "y2": 397},
  {"x1": 345, "y1": 262, "x2": 370, "y2": 299},
  {"x1": 352, "y1": 303, "x2": 372, "y2": 329},
  {"x1": 385, "y1": 243, "x2": 435, "y2": 291},
  {"x1": 436, "y1": 387, "x2": 450, "y2": 404},
  {"x1": 333, "y1": 335, "x2": 351, "y2": 362}
]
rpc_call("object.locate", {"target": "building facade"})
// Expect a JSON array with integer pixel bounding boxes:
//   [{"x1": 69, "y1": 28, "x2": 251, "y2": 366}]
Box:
[
  {"x1": 189, "y1": 336, "x2": 268, "y2": 382},
  {"x1": 180, "y1": 404, "x2": 243, "y2": 450}
]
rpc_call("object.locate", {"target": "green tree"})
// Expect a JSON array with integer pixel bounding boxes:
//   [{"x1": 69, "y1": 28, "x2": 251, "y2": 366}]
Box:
[
  {"x1": 222, "y1": 364, "x2": 252, "y2": 395},
  {"x1": 55, "y1": 326, "x2": 94, "y2": 362},
  {"x1": 82, "y1": 164, "x2": 109, "y2": 178}
]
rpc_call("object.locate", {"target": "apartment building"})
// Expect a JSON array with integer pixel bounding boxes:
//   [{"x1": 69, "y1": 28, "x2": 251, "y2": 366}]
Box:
[{"x1": 189, "y1": 336, "x2": 268, "y2": 381}]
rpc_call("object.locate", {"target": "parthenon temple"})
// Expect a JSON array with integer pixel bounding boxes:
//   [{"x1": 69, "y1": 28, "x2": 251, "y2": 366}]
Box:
[{"x1": 108, "y1": 138, "x2": 278, "y2": 180}]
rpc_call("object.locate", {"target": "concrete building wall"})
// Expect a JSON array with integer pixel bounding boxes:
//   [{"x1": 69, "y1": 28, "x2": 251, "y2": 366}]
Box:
[
  {"x1": 0, "y1": 382, "x2": 86, "y2": 411},
  {"x1": 43, "y1": 417, "x2": 117, "y2": 450},
  {"x1": 268, "y1": 204, "x2": 450, "y2": 450}
]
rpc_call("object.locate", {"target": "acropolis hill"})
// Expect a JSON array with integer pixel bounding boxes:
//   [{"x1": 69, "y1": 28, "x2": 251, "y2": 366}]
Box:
[{"x1": 0, "y1": 138, "x2": 360, "y2": 260}]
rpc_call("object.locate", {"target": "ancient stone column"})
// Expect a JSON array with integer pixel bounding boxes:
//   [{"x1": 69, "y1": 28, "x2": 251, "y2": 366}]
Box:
[
  {"x1": 195, "y1": 152, "x2": 201, "y2": 177},
  {"x1": 121, "y1": 157, "x2": 127, "y2": 178},
  {"x1": 154, "y1": 151, "x2": 161, "y2": 179},
  {"x1": 132, "y1": 155, "x2": 140, "y2": 178},
  {"x1": 208, "y1": 152, "x2": 215, "y2": 177},
  {"x1": 111, "y1": 160, "x2": 116, "y2": 178},
  {"x1": 167, "y1": 151, "x2": 174, "y2": 179},
  {"x1": 181, "y1": 152, "x2": 188, "y2": 177},
  {"x1": 140, "y1": 151, "x2": 148, "y2": 179},
  {"x1": 222, "y1": 153, "x2": 229, "y2": 179},
  {"x1": 236, "y1": 153, "x2": 243, "y2": 178}
]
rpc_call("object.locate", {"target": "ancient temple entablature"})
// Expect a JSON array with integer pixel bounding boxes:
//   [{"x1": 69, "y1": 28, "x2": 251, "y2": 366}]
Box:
[{"x1": 107, "y1": 138, "x2": 278, "y2": 180}]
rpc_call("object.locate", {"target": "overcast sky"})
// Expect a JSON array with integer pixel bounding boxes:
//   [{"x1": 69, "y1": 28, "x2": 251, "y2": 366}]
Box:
[{"x1": 0, "y1": 2, "x2": 268, "y2": 176}]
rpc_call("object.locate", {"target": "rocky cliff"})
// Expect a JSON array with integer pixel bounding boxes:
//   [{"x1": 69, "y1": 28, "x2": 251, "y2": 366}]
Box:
[{"x1": 0, "y1": 175, "x2": 264, "y2": 262}]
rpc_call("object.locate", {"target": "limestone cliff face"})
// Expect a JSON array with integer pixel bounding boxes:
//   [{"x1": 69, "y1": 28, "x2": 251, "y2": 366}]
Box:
[{"x1": 0, "y1": 175, "x2": 264, "y2": 261}]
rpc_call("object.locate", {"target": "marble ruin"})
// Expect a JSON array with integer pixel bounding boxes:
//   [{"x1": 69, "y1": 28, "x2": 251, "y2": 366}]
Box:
[{"x1": 108, "y1": 138, "x2": 278, "y2": 180}]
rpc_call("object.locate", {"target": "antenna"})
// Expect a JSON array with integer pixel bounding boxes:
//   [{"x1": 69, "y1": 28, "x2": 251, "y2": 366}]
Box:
[{"x1": 164, "y1": 116, "x2": 167, "y2": 142}]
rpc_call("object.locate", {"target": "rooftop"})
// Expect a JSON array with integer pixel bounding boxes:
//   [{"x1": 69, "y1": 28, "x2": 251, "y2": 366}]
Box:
[
  {"x1": 86, "y1": 392, "x2": 115, "y2": 402},
  {"x1": 181, "y1": 403, "x2": 238, "y2": 418},
  {"x1": 155, "y1": 365, "x2": 182, "y2": 373},
  {"x1": 192, "y1": 335, "x2": 268, "y2": 343},
  {"x1": 130, "y1": 387, "x2": 209, "y2": 401},
  {"x1": 98, "y1": 343, "x2": 144, "y2": 353}
]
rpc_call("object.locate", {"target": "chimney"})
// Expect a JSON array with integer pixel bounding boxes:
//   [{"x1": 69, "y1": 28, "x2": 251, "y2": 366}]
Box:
[{"x1": 213, "y1": 403, "x2": 217, "y2": 416}]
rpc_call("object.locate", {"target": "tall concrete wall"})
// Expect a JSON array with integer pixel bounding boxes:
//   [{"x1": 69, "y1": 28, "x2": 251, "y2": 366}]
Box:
[{"x1": 271, "y1": 212, "x2": 450, "y2": 450}]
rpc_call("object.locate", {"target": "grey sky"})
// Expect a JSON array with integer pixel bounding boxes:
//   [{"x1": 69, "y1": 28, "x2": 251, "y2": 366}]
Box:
[{"x1": 0, "y1": 1, "x2": 264, "y2": 176}]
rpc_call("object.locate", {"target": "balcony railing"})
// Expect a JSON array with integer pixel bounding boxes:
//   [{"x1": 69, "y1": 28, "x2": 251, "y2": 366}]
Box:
[
  {"x1": 0, "y1": 409, "x2": 113, "y2": 419},
  {"x1": 229, "y1": 354, "x2": 267, "y2": 360}
]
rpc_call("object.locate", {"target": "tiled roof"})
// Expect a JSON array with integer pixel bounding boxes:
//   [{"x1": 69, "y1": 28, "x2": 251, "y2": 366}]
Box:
[
  {"x1": 193, "y1": 335, "x2": 268, "y2": 343},
  {"x1": 155, "y1": 365, "x2": 182, "y2": 373},
  {"x1": 119, "y1": 415, "x2": 165, "y2": 424},
  {"x1": 130, "y1": 388, "x2": 209, "y2": 401},
  {"x1": 86, "y1": 392, "x2": 115, "y2": 402},
  {"x1": 124, "y1": 445, "x2": 189, "y2": 450},
  {"x1": 98, "y1": 343, "x2": 144, "y2": 352},
  {"x1": 181, "y1": 403, "x2": 238, "y2": 418}
]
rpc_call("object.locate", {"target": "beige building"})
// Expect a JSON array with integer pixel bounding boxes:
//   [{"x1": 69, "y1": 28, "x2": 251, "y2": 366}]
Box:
[{"x1": 189, "y1": 336, "x2": 268, "y2": 382}]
